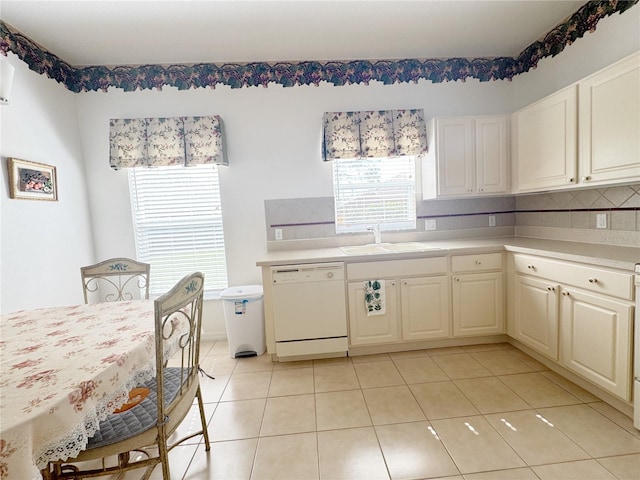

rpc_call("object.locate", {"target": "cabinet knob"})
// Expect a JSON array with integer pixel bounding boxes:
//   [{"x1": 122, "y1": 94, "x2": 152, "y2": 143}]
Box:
[
  {"x1": 455, "y1": 277, "x2": 460, "y2": 282},
  {"x1": 479, "y1": 188, "x2": 484, "y2": 192},
  {"x1": 566, "y1": 177, "x2": 574, "y2": 183},
  {"x1": 588, "y1": 277, "x2": 598, "y2": 283},
  {"x1": 562, "y1": 291, "x2": 570, "y2": 296},
  {"x1": 547, "y1": 286, "x2": 555, "y2": 291},
  {"x1": 475, "y1": 260, "x2": 482, "y2": 265},
  {"x1": 582, "y1": 176, "x2": 591, "y2": 182},
  {"x1": 390, "y1": 281, "x2": 396, "y2": 287},
  {"x1": 527, "y1": 264, "x2": 535, "y2": 270}
]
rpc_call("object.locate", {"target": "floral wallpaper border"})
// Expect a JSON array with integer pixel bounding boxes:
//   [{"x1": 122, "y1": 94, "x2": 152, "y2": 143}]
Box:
[{"x1": 0, "y1": 0, "x2": 636, "y2": 93}]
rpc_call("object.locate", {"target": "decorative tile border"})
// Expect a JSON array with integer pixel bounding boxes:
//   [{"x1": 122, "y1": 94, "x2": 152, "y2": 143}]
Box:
[
  {"x1": 265, "y1": 184, "x2": 640, "y2": 242},
  {"x1": 1, "y1": 0, "x2": 636, "y2": 92}
]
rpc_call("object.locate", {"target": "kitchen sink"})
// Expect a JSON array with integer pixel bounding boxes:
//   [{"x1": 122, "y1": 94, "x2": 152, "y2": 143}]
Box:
[
  {"x1": 340, "y1": 244, "x2": 389, "y2": 255},
  {"x1": 382, "y1": 242, "x2": 439, "y2": 252},
  {"x1": 340, "y1": 242, "x2": 442, "y2": 255}
]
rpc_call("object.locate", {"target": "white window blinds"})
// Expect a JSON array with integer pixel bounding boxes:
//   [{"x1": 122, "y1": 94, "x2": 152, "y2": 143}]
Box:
[
  {"x1": 333, "y1": 157, "x2": 416, "y2": 234},
  {"x1": 128, "y1": 164, "x2": 228, "y2": 297}
]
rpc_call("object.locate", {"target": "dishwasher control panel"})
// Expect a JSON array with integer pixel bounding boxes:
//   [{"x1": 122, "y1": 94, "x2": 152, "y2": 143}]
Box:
[{"x1": 271, "y1": 262, "x2": 345, "y2": 284}]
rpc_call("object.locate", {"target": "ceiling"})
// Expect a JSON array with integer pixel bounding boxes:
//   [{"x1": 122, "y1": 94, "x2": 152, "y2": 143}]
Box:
[{"x1": 1, "y1": 0, "x2": 587, "y2": 66}]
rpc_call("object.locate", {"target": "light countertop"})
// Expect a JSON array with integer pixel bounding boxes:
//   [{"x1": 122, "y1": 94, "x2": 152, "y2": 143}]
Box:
[{"x1": 256, "y1": 236, "x2": 640, "y2": 271}]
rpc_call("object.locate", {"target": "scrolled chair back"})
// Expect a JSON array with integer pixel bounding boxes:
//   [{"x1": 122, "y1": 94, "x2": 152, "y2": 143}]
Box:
[
  {"x1": 44, "y1": 271, "x2": 210, "y2": 480},
  {"x1": 81, "y1": 257, "x2": 150, "y2": 303},
  {"x1": 154, "y1": 272, "x2": 205, "y2": 409}
]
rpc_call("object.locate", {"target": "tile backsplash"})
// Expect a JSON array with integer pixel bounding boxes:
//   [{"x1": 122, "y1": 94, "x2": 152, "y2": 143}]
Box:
[
  {"x1": 515, "y1": 183, "x2": 639, "y2": 247},
  {"x1": 265, "y1": 184, "x2": 640, "y2": 248}
]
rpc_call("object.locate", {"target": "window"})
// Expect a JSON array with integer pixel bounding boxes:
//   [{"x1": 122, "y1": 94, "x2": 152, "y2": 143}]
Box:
[
  {"x1": 333, "y1": 156, "x2": 416, "y2": 234},
  {"x1": 128, "y1": 164, "x2": 228, "y2": 298}
]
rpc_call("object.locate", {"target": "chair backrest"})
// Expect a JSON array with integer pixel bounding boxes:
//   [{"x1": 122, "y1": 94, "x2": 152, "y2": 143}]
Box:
[
  {"x1": 153, "y1": 272, "x2": 205, "y2": 437},
  {"x1": 81, "y1": 258, "x2": 150, "y2": 303}
]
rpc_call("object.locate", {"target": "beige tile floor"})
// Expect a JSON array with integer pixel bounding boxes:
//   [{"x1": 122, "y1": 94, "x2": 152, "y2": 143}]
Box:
[{"x1": 141, "y1": 341, "x2": 640, "y2": 479}]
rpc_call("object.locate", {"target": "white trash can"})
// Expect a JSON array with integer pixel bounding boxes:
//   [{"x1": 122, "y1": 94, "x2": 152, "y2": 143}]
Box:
[{"x1": 220, "y1": 285, "x2": 265, "y2": 358}]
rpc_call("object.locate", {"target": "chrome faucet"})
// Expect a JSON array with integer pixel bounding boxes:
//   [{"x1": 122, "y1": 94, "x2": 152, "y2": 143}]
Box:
[{"x1": 367, "y1": 223, "x2": 382, "y2": 244}]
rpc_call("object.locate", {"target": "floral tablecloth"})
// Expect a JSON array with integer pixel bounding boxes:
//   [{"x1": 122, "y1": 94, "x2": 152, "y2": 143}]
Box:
[{"x1": 0, "y1": 300, "x2": 167, "y2": 480}]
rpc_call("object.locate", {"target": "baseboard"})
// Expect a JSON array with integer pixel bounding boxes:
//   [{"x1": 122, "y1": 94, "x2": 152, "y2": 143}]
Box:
[
  {"x1": 508, "y1": 338, "x2": 633, "y2": 419},
  {"x1": 348, "y1": 335, "x2": 510, "y2": 357},
  {"x1": 202, "y1": 332, "x2": 227, "y2": 342}
]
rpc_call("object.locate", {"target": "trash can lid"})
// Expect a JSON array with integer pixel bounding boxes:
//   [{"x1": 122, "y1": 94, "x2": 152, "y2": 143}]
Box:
[{"x1": 220, "y1": 284, "x2": 263, "y2": 300}]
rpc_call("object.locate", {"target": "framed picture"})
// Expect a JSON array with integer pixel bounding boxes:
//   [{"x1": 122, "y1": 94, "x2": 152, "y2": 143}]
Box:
[{"x1": 7, "y1": 158, "x2": 58, "y2": 201}]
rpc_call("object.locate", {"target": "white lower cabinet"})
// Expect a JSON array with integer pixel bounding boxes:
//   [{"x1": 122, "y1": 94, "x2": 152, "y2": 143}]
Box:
[
  {"x1": 510, "y1": 274, "x2": 559, "y2": 360},
  {"x1": 347, "y1": 280, "x2": 400, "y2": 346},
  {"x1": 560, "y1": 287, "x2": 633, "y2": 400},
  {"x1": 451, "y1": 253, "x2": 504, "y2": 337},
  {"x1": 509, "y1": 253, "x2": 634, "y2": 401},
  {"x1": 452, "y1": 272, "x2": 504, "y2": 336},
  {"x1": 401, "y1": 276, "x2": 450, "y2": 341},
  {"x1": 348, "y1": 275, "x2": 451, "y2": 346},
  {"x1": 346, "y1": 257, "x2": 448, "y2": 346}
]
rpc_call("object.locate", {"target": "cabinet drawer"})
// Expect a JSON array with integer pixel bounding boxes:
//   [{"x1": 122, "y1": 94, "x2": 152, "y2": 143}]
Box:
[
  {"x1": 451, "y1": 253, "x2": 502, "y2": 272},
  {"x1": 347, "y1": 257, "x2": 447, "y2": 280},
  {"x1": 513, "y1": 254, "x2": 634, "y2": 300}
]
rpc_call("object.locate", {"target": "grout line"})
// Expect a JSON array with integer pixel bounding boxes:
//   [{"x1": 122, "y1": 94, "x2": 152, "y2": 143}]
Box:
[
  {"x1": 269, "y1": 207, "x2": 640, "y2": 228},
  {"x1": 191, "y1": 343, "x2": 638, "y2": 479}
]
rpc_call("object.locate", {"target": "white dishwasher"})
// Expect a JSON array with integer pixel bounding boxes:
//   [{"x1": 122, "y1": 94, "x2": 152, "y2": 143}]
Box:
[{"x1": 271, "y1": 262, "x2": 348, "y2": 358}]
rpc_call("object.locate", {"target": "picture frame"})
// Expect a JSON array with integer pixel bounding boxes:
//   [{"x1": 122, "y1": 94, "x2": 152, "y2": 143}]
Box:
[{"x1": 7, "y1": 158, "x2": 58, "y2": 201}]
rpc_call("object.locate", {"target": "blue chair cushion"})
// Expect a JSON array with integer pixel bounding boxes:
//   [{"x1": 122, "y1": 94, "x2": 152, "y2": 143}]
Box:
[{"x1": 87, "y1": 368, "x2": 185, "y2": 450}]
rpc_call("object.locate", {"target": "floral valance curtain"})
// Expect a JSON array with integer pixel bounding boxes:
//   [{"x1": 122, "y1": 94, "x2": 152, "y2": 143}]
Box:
[
  {"x1": 109, "y1": 116, "x2": 228, "y2": 169},
  {"x1": 322, "y1": 109, "x2": 427, "y2": 161}
]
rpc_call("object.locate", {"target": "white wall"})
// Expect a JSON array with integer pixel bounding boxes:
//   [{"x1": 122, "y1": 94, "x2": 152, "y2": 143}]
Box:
[
  {"x1": 77, "y1": 0, "x2": 640, "y2": 295},
  {"x1": 75, "y1": 79, "x2": 514, "y2": 337},
  {"x1": 0, "y1": 53, "x2": 95, "y2": 313},
  {"x1": 76, "y1": 79, "x2": 514, "y2": 285},
  {"x1": 513, "y1": 5, "x2": 640, "y2": 109},
  {"x1": 2, "y1": 4, "x2": 637, "y2": 334}
]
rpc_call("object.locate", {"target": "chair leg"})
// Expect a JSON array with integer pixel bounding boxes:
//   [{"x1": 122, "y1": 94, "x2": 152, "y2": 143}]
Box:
[
  {"x1": 157, "y1": 433, "x2": 171, "y2": 480},
  {"x1": 42, "y1": 463, "x2": 79, "y2": 480},
  {"x1": 196, "y1": 386, "x2": 211, "y2": 451}
]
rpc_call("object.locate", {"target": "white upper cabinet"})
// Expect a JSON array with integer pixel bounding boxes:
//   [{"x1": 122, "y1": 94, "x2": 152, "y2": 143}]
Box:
[
  {"x1": 512, "y1": 85, "x2": 578, "y2": 192},
  {"x1": 512, "y1": 52, "x2": 640, "y2": 193},
  {"x1": 422, "y1": 116, "x2": 509, "y2": 199},
  {"x1": 476, "y1": 117, "x2": 510, "y2": 194},
  {"x1": 579, "y1": 52, "x2": 640, "y2": 185}
]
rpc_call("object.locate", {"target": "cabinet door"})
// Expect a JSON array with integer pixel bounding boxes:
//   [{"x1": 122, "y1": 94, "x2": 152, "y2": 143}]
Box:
[
  {"x1": 348, "y1": 280, "x2": 399, "y2": 346},
  {"x1": 436, "y1": 118, "x2": 475, "y2": 196},
  {"x1": 452, "y1": 272, "x2": 504, "y2": 336},
  {"x1": 513, "y1": 85, "x2": 578, "y2": 192},
  {"x1": 511, "y1": 275, "x2": 559, "y2": 360},
  {"x1": 401, "y1": 276, "x2": 450, "y2": 341},
  {"x1": 560, "y1": 288, "x2": 633, "y2": 401},
  {"x1": 476, "y1": 116, "x2": 509, "y2": 194},
  {"x1": 579, "y1": 52, "x2": 640, "y2": 185}
]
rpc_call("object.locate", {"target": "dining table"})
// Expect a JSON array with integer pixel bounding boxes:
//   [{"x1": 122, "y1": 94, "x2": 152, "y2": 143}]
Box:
[{"x1": 0, "y1": 299, "x2": 182, "y2": 480}]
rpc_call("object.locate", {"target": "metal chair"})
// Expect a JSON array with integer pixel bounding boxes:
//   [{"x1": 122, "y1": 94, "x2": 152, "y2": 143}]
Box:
[
  {"x1": 81, "y1": 257, "x2": 150, "y2": 303},
  {"x1": 44, "y1": 272, "x2": 211, "y2": 480}
]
